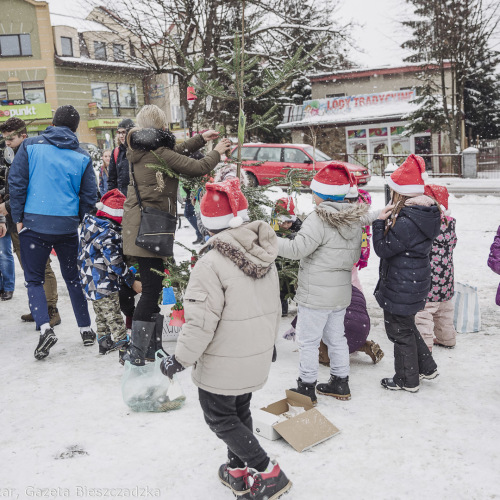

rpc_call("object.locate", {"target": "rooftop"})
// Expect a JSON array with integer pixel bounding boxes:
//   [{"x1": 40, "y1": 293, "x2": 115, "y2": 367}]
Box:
[{"x1": 50, "y1": 13, "x2": 112, "y2": 33}]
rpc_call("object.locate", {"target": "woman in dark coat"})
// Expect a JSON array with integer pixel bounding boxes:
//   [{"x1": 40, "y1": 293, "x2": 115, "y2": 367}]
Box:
[
  {"x1": 108, "y1": 118, "x2": 135, "y2": 195},
  {"x1": 121, "y1": 105, "x2": 231, "y2": 366},
  {"x1": 373, "y1": 154, "x2": 441, "y2": 392}
]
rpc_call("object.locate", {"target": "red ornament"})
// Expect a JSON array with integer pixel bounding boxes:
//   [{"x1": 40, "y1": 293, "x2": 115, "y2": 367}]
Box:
[
  {"x1": 169, "y1": 309, "x2": 185, "y2": 327},
  {"x1": 187, "y1": 86, "x2": 197, "y2": 101}
]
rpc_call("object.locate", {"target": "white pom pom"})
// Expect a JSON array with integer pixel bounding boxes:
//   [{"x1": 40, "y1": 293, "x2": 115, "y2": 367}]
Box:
[
  {"x1": 421, "y1": 172, "x2": 429, "y2": 182},
  {"x1": 229, "y1": 216, "x2": 243, "y2": 228},
  {"x1": 96, "y1": 202, "x2": 104, "y2": 211}
]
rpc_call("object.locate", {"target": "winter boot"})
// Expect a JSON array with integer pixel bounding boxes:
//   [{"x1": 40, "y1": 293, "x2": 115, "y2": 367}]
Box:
[
  {"x1": 247, "y1": 460, "x2": 292, "y2": 500},
  {"x1": 80, "y1": 328, "x2": 97, "y2": 346},
  {"x1": 317, "y1": 375, "x2": 351, "y2": 400},
  {"x1": 98, "y1": 334, "x2": 114, "y2": 355},
  {"x1": 419, "y1": 368, "x2": 439, "y2": 381},
  {"x1": 21, "y1": 312, "x2": 35, "y2": 322},
  {"x1": 121, "y1": 320, "x2": 156, "y2": 366},
  {"x1": 145, "y1": 313, "x2": 164, "y2": 362},
  {"x1": 48, "y1": 306, "x2": 62, "y2": 328},
  {"x1": 34, "y1": 328, "x2": 58, "y2": 360},
  {"x1": 218, "y1": 463, "x2": 250, "y2": 496},
  {"x1": 381, "y1": 378, "x2": 419, "y2": 392},
  {"x1": 289, "y1": 378, "x2": 317, "y2": 405},
  {"x1": 359, "y1": 340, "x2": 384, "y2": 364}
]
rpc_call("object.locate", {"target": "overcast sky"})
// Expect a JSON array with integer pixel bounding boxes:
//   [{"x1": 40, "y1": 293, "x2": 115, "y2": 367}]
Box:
[{"x1": 44, "y1": 0, "x2": 498, "y2": 69}]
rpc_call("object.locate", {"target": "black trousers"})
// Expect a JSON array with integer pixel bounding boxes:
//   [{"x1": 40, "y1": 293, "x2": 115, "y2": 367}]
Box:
[
  {"x1": 119, "y1": 283, "x2": 136, "y2": 318},
  {"x1": 133, "y1": 257, "x2": 163, "y2": 322},
  {"x1": 198, "y1": 388, "x2": 269, "y2": 471},
  {"x1": 384, "y1": 310, "x2": 437, "y2": 388}
]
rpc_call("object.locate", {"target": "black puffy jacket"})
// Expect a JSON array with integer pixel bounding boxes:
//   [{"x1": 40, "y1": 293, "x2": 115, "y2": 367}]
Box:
[
  {"x1": 373, "y1": 201, "x2": 441, "y2": 316},
  {"x1": 107, "y1": 143, "x2": 129, "y2": 195}
]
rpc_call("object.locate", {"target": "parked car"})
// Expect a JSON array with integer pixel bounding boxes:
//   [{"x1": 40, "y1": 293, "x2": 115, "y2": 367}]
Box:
[{"x1": 230, "y1": 143, "x2": 371, "y2": 187}]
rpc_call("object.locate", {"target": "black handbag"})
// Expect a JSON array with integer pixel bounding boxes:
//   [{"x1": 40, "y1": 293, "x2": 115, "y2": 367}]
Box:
[{"x1": 131, "y1": 163, "x2": 177, "y2": 256}]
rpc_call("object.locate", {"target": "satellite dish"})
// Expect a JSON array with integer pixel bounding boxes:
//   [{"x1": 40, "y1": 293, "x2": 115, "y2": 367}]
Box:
[{"x1": 4, "y1": 147, "x2": 15, "y2": 165}]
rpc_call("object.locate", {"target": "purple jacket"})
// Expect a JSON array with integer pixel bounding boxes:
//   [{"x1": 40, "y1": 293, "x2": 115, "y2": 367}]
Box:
[{"x1": 487, "y1": 225, "x2": 500, "y2": 306}]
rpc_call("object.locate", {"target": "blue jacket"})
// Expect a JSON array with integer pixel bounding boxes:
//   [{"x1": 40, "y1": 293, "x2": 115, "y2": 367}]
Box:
[
  {"x1": 373, "y1": 202, "x2": 441, "y2": 316},
  {"x1": 78, "y1": 214, "x2": 135, "y2": 300},
  {"x1": 8, "y1": 126, "x2": 97, "y2": 234}
]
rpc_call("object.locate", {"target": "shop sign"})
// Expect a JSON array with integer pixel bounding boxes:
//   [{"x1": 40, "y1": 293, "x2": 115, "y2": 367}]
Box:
[
  {"x1": 369, "y1": 127, "x2": 387, "y2": 137},
  {"x1": 391, "y1": 125, "x2": 405, "y2": 136},
  {"x1": 88, "y1": 118, "x2": 123, "y2": 128},
  {"x1": 0, "y1": 103, "x2": 53, "y2": 122},
  {"x1": 347, "y1": 129, "x2": 366, "y2": 139},
  {"x1": 303, "y1": 90, "x2": 416, "y2": 119}
]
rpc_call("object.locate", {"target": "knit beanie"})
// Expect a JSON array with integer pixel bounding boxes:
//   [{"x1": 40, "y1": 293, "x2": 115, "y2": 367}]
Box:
[
  {"x1": 118, "y1": 118, "x2": 135, "y2": 130},
  {"x1": 200, "y1": 178, "x2": 249, "y2": 230},
  {"x1": 53, "y1": 105, "x2": 80, "y2": 132},
  {"x1": 96, "y1": 188, "x2": 127, "y2": 224},
  {"x1": 310, "y1": 163, "x2": 353, "y2": 200},
  {"x1": 387, "y1": 154, "x2": 428, "y2": 196}
]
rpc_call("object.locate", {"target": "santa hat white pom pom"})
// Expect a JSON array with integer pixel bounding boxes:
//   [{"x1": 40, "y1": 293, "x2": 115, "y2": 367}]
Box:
[
  {"x1": 229, "y1": 216, "x2": 243, "y2": 228},
  {"x1": 421, "y1": 171, "x2": 429, "y2": 182},
  {"x1": 96, "y1": 202, "x2": 104, "y2": 210}
]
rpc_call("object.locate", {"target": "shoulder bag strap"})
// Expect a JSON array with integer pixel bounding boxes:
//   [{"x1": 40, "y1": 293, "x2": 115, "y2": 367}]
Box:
[{"x1": 130, "y1": 163, "x2": 143, "y2": 211}]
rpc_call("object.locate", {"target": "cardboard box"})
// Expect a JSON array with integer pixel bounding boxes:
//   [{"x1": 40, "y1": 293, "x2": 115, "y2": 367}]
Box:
[{"x1": 253, "y1": 390, "x2": 340, "y2": 452}]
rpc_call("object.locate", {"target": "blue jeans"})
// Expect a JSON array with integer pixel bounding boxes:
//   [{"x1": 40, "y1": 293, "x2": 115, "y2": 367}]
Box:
[
  {"x1": 184, "y1": 198, "x2": 202, "y2": 239},
  {"x1": 19, "y1": 229, "x2": 90, "y2": 329},
  {"x1": 0, "y1": 232, "x2": 15, "y2": 292}
]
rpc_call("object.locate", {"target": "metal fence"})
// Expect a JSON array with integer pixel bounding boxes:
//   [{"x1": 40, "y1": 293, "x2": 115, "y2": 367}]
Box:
[{"x1": 477, "y1": 141, "x2": 500, "y2": 179}]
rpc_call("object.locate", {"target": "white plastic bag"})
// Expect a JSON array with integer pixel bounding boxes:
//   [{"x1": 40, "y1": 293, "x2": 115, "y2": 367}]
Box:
[
  {"x1": 121, "y1": 350, "x2": 186, "y2": 412},
  {"x1": 453, "y1": 282, "x2": 481, "y2": 333}
]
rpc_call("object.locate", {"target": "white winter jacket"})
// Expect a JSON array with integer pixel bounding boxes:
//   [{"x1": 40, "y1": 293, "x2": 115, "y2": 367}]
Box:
[
  {"x1": 174, "y1": 221, "x2": 281, "y2": 396},
  {"x1": 278, "y1": 201, "x2": 376, "y2": 310}
]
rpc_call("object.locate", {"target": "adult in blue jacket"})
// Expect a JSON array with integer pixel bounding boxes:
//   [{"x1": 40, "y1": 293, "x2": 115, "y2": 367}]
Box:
[{"x1": 8, "y1": 105, "x2": 98, "y2": 360}]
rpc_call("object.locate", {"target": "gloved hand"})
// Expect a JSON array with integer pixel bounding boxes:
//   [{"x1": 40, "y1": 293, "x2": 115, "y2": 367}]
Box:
[{"x1": 160, "y1": 355, "x2": 185, "y2": 379}]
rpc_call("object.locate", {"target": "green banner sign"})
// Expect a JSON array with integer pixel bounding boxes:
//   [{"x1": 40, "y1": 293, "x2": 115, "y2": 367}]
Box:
[
  {"x1": 0, "y1": 103, "x2": 53, "y2": 122},
  {"x1": 88, "y1": 118, "x2": 123, "y2": 129}
]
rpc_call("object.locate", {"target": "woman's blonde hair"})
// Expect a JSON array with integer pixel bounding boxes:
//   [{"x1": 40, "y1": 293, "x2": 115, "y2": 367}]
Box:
[{"x1": 135, "y1": 104, "x2": 168, "y2": 129}]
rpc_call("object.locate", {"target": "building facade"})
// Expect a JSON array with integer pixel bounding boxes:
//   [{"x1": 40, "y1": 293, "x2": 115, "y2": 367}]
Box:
[{"x1": 279, "y1": 64, "x2": 454, "y2": 175}]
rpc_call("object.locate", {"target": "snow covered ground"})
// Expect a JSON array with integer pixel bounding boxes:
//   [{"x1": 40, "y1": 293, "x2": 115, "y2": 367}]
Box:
[{"x1": 1, "y1": 190, "x2": 499, "y2": 500}]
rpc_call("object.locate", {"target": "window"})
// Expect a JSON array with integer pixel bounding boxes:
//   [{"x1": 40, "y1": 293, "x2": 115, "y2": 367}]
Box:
[
  {"x1": 61, "y1": 37, "x2": 73, "y2": 57},
  {"x1": 117, "y1": 84, "x2": 137, "y2": 108},
  {"x1": 302, "y1": 146, "x2": 331, "y2": 162},
  {"x1": 113, "y1": 44, "x2": 124, "y2": 61},
  {"x1": 94, "y1": 41, "x2": 106, "y2": 60},
  {"x1": 0, "y1": 34, "x2": 32, "y2": 57},
  {"x1": 326, "y1": 93, "x2": 346, "y2": 98},
  {"x1": 23, "y1": 81, "x2": 45, "y2": 103},
  {"x1": 91, "y1": 82, "x2": 110, "y2": 107},
  {"x1": 0, "y1": 84, "x2": 7, "y2": 100},
  {"x1": 283, "y1": 148, "x2": 309, "y2": 163},
  {"x1": 256, "y1": 147, "x2": 281, "y2": 162}
]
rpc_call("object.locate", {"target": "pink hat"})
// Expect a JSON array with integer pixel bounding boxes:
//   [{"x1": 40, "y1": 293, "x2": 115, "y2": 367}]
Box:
[
  {"x1": 310, "y1": 163, "x2": 353, "y2": 198},
  {"x1": 96, "y1": 188, "x2": 126, "y2": 224},
  {"x1": 424, "y1": 184, "x2": 449, "y2": 211},
  {"x1": 200, "y1": 178, "x2": 249, "y2": 230},
  {"x1": 387, "y1": 154, "x2": 428, "y2": 195},
  {"x1": 275, "y1": 197, "x2": 296, "y2": 222}
]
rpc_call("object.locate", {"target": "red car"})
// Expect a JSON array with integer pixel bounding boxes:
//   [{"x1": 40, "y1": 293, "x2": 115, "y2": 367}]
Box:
[{"x1": 230, "y1": 143, "x2": 371, "y2": 187}]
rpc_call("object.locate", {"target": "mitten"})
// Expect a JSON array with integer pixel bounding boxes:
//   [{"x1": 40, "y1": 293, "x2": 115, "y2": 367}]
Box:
[{"x1": 160, "y1": 355, "x2": 185, "y2": 379}]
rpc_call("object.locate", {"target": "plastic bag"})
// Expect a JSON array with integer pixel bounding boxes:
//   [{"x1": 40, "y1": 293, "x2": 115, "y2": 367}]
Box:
[
  {"x1": 121, "y1": 350, "x2": 186, "y2": 412},
  {"x1": 453, "y1": 282, "x2": 481, "y2": 333}
]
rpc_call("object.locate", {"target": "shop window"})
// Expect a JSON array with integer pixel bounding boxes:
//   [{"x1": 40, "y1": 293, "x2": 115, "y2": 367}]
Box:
[
  {"x1": 117, "y1": 84, "x2": 137, "y2": 108},
  {"x1": 94, "y1": 41, "x2": 107, "y2": 60},
  {"x1": 23, "y1": 81, "x2": 46, "y2": 103},
  {"x1": 0, "y1": 84, "x2": 7, "y2": 100},
  {"x1": 113, "y1": 44, "x2": 125, "y2": 61},
  {"x1": 91, "y1": 82, "x2": 110, "y2": 107},
  {"x1": 0, "y1": 34, "x2": 32, "y2": 57},
  {"x1": 61, "y1": 37, "x2": 73, "y2": 57}
]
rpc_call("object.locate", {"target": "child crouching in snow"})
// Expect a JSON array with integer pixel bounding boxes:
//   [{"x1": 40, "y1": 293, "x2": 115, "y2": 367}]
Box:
[
  {"x1": 415, "y1": 185, "x2": 458, "y2": 351},
  {"x1": 160, "y1": 178, "x2": 292, "y2": 500},
  {"x1": 78, "y1": 189, "x2": 142, "y2": 357},
  {"x1": 277, "y1": 164, "x2": 386, "y2": 402},
  {"x1": 373, "y1": 154, "x2": 441, "y2": 392}
]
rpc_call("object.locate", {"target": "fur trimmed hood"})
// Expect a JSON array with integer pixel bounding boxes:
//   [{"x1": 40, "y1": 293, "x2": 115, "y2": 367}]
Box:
[
  {"x1": 204, "y1": 220, "x2": 278, "y2": 279},
  {"x1": 316, "y1": 201, "x2": 371, "y2": 240}
]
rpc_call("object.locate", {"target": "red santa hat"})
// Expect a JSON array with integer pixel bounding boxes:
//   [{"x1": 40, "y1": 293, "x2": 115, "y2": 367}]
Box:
[
  {"x1": 387, "y1": 154, "x2": 428, "y2": 196},
  {"x1": 424, "y1": 184, "x2": 450, "y2": 213},
  {"x1": 344, "y1": 171, "x2": 359, "y2": 200},
  {"x1": 200, "y1": 178, "x2": 249, "y2": 230},
  {"x1": 275, "y1": 197, "x2": 297, "y2": 222},
  {"x1": 310, "y1": 163, "x2": 353, "y2": 198},
  {"x1": 96, "y1": 188, "x2": 126, "y2": 224}
]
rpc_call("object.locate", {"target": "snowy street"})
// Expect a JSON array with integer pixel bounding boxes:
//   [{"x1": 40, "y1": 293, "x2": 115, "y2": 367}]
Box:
[{"x1": 0, "y1": 189, "x2": 499, "y2": 500}]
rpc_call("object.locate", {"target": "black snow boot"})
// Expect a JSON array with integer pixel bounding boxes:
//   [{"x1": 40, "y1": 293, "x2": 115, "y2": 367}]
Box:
[
  {"x1": 317, "y1": 375, "x2": 351, "y2": 400},
  {"x1": 289, "y1": 378, "x2": 317, "y2": 405},
  {"x1": 145, "y1": 313, "x2": 164, "y2": 362},
  {"x1": 120, "y1": 320, "x2": 156, "y2": 366}
]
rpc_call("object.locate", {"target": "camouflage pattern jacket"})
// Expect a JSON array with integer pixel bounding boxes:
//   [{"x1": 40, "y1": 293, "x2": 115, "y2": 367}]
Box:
[{"x1": 78, "y1": 214, "x2": 135, "y2": 301}]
